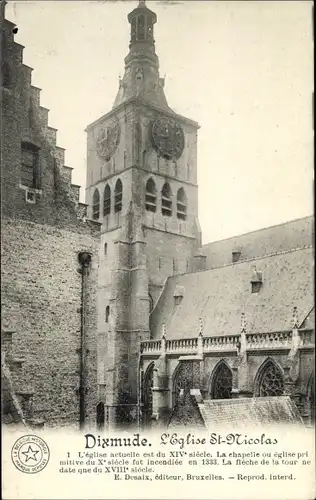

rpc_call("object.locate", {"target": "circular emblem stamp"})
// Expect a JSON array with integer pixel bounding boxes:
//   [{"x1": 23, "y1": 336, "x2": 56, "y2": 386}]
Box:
[{"x1": 11, "y1": 434, "x2": 50, "y2": 474}]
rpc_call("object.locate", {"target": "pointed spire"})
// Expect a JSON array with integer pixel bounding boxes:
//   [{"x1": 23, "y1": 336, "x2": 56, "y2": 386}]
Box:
[
  {"x1": 292, "y1": 306, "x2": 299, "y2": 329},
  {"x1": 198, "y1": 317, "x2": 203, "y2": 337},
  {"x1": 161, "y1": 323, "x2": 166, "y2": 339},
  {"x1": 241, "y1": 312, "x2": 247, "y2": 333},
  {"x1": 113, "y1": 0, "x2": 170, "y2": 110}
]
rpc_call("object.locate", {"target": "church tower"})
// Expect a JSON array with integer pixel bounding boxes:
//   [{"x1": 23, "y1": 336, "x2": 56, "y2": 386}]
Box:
[{"x1": 85, "y1": 1, "x2": 201, "y2": 427}]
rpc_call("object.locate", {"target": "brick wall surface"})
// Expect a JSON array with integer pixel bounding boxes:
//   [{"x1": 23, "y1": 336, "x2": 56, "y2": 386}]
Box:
[
  {"x1": 1, "y1": 217, "x2": 99, "y2": 426},
  {"x1": 1, "y1": 15, "x2": 102, "y2": 427}
]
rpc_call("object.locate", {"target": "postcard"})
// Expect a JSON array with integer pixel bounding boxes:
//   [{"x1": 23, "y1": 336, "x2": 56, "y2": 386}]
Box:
[{"x1": 1, "y1": 1, "x2": 314, "y2": 499}]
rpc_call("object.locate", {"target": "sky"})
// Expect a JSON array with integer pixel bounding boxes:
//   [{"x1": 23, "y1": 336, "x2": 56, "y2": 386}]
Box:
[{"x1": 5, "y1": 0, "x2": 314, "y2": 244}]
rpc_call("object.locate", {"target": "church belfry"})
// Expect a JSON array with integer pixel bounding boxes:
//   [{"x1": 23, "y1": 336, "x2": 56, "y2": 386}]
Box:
[
  {"x1": 85, "y1": 0, "x2": 201, "y2": 428},
  {"x1": 128, "y1": 1, "x2": 156, "y2": 46}
]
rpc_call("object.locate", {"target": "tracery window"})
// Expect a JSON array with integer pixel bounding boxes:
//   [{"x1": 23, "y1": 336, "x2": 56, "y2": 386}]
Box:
[
  {"x1": 103, "y1": 184, "x2": 111, "y2": 216},
  {"x1": 114, "y1": 179, "x2": 123, "y2": 213},
  {"x1": 258, "y1": 361, "x2": 284, "y2": 397},
  {"x1": 176, "y1": 188, "x2": 187, "y2": 220},
  {"x1": 173, "y1": 360, "x2": 200, "y2": 407},
  {"x1": 211, "y1": 362, "x2": 232, "y2": 399},
  {"x1": 145, "y1": 178, "x2": 157, "y2": 212},
  {"x1": 161, "y1": 182, "x2": 172, "y2": 217},
  {"x1": 92, "y1": 188, "x2": 100, "y2": 220}
]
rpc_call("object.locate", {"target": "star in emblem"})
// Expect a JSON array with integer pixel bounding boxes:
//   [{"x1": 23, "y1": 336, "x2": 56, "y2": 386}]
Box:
[{"x1": 21, "y1": 445, "x2": 39, "y2": 463}]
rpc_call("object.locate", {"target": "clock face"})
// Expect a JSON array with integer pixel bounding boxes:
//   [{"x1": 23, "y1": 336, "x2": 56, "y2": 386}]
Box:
[
  {"x1": 151, "y1": 116, "x2": 184, "y2": 159},
  {"x1": 96, "y1": 118, "x2": 120, "y2": 160}
]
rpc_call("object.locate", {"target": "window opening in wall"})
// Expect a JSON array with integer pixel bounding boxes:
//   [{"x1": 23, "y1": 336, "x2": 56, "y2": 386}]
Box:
[
  {"x1": 96, "y1": 402, "x2": 105, "y2": 430},
  {"x1": 138, "y1": 14, "x2": 145, "y2": 40},
  {"x1": 161, "y1": 182, "x2": 172, "y2": 216},
  {"x1": 114, "y1": 179, "x2": 123, "y2": 213},
  {"x1": 131, "y1": 17, "x2": 137, "y2": 42},
  {"x1": 104, "y1": 243, "x2": 108, "y2": 255},
  {"x1": 251, "y1": 268, "x2": 262, "y2": 293},
  {"x1": 176, "y1": 187, "x2": 187, "y2": 220},
  {"x1": 212, "y1": 363, "x2": 232, "y2": 399},
  {"x1": 103, "y1": 184, "x2": 111, "y2": 216},
  {"x1": 21, "y1": 142, "x2": 40, "y2": 189},
  {"x1": 92, "y1": 189, "x2": 100, "y2": 220},
  {"x1": 173, "y1": 360, "x2": 200, "y2": 408},
  {"x1": 145, "y1": 178, "x2": 157, "y2": 212},
  {"x1": 174, "y1": 295, "x2": 182, "y2": 306},
  {"x1": 26, "y1": 191, "x2": 36, "y2": 204},
  {"x1": 232, "y1": 251, "x2": 241, "y2": 263},
  {"x1": 258, "y1": 361, "x2": 284, "y2": 397},
  {"x1": 105, "y1": 306, "x2": 110, "y2": 323}
]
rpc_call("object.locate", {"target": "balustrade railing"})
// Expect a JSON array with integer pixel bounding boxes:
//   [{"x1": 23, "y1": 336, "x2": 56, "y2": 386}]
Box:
[
  {"x1": 141, "y1": 340, "x2": 161, "y2": 353},
  {"x1": 203, "y1": 335, "x2": 240, "y2": 350},
  {"x1": 246, "y1": 331, "x2": 292, "y2": 349},
  {"x1": 166, "y1": 338, "x2": 198, "y2": 351},
  {"x1": 140, "y1": 329, "x2": 314, "y2": 356}
]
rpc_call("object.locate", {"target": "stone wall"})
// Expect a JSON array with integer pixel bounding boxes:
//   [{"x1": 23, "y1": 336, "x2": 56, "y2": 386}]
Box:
[{"x1": 1, "y1": 14, "x2": 101, "y2": 427}]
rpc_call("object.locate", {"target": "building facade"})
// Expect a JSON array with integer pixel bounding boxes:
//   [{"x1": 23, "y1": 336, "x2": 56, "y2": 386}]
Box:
[
  {"x1": 85, "y1": 2, "x2": 314, "y2": 429},
  {"x1": 1, "y1": 1, "x2": 314, "y2": 430}
]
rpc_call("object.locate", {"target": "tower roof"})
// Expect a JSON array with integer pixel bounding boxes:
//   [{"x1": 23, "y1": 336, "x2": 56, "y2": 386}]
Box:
[
  {"x1": 128, "y1": 1, "x2": 157, "y2": 24},
  {"x1": 112, "y1": 0, "x2": 171, "y2": 111}
]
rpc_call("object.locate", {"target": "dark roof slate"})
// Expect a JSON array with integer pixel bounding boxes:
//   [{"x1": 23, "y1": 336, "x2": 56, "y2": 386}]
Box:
[
  {"x1": 198, "y1": 396, "x2": 303, "y2": 428},
  {"x1": 151, "y1": 246, "x2": 313, "y2": 338},
  {"x1": 201, "y1": 216, "x2": 313, "y2": 270}
]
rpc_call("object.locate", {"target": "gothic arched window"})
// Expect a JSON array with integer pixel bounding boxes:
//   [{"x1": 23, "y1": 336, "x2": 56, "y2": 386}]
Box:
[
  {"x1": 258, "y1": 361, "x2": 284, "y2": 397},
  {"x1": 143, "y1": 364, "x2": 154, "y2": 426},
  {"x1": 145, "y1": 178, "x2": 157, "y2": 212},
  {"x1": 96, "y1": 402, "x2": 105, "y2": 430},
  {"x1": 176, "y1": 188, "x2": 187, "y2": 220},
  {"x1": 103, "y1": 184, "x2": 111, "y2": 216},
  {"x1": 138, "y1": 14, "x2": 145, "y2": 40},
  {"x1": 172, "y1": 360, "x2": 200, "y2": 408},
  {"x1": 161, "y1": 182, "x2": 172, "y2": 217},
  {"x1": 131, "y1": 17, "x2": 137, "y2": 42},
  {"x1": 92, "y1": 189, "x2": 100, "y2": 220},
  {"x1": 211, "y1": 362, "x2": 232, "y2": 399},
  {"x1": 114, "y1": 179, "x2": 123, "y2": 213}
]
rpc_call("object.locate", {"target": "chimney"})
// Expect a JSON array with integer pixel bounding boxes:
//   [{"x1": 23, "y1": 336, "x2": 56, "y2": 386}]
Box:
[
  {"x1": 250, "y1": 266, "x2": 263, "y2": 293},
  {"x1": 194, "y1": 250, "x2": 206, "y2": 272},
  {"x1": 232, "y1": 245, "x2": 242, "y2": 263}
]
